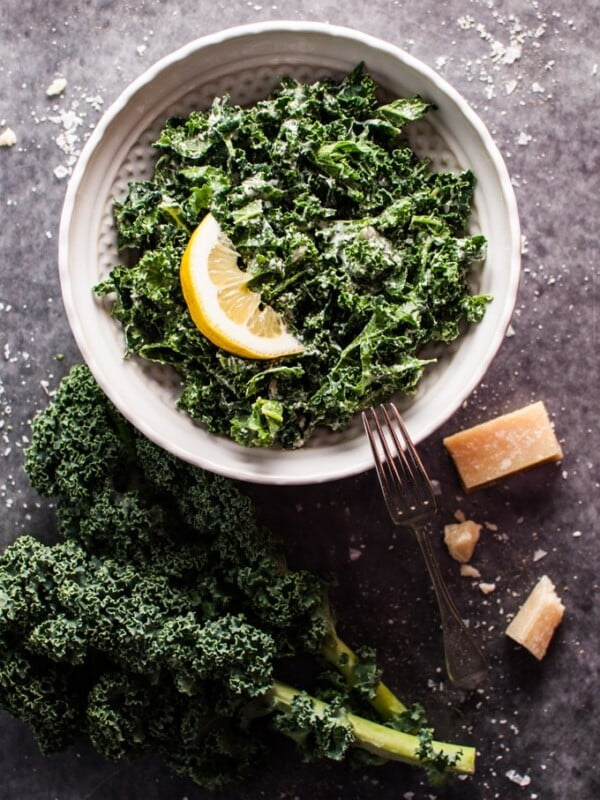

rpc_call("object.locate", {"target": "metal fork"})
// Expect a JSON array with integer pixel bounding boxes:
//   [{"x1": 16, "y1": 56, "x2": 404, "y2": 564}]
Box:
[{"x1": 362, "y1": 403, "x2": 488, "y2": 690}]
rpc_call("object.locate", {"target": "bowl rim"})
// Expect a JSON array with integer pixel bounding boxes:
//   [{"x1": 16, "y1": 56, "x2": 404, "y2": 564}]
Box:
[{"x1": 58, "y1": 21, "x2": 521, "y2": 484}]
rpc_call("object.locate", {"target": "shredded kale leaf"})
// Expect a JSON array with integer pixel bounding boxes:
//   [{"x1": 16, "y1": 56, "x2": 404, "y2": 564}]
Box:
[{"x1": 96, "y1": 64, "x2": 489, "y2": 449}]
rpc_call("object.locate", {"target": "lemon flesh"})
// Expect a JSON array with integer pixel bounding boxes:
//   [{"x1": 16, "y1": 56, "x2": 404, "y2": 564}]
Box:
[{"x1": 180, "y1": 214, "x2": 304, "y2": 360}]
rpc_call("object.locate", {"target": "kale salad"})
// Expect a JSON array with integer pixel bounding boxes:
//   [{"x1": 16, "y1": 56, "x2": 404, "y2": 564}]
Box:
[{"x1": 96, "y1": 65, "x2": 489, "y2": 449}]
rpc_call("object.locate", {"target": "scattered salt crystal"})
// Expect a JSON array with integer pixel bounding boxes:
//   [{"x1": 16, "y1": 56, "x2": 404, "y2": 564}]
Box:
[
  {"x1": 505, "y1": 324, "x2": 516, "y2": 338},
  {"x1": 531, "y1": 82, "x2": 544, "y2": 93},
  {"x1": 46, "y1": 77, "x2": 67, "y2": 97},
  {"x1": 505, "y1": 79, "x2": 518, "y2": 95},
  {"x1": 457, "y1": 15, "x2": 475, "y2": 30},
  {"x1": 533, "y1": 549, "x2": 547, "y2": 562},
  {"x1": 517, "y1": 131, "x2": 532, "y2": 146},
  {"x1": 50, "y1": 108, "x2": 83, "y2": 134},
  {"x1": 0, "y1": 127, "x2": 17, "y2": 147},
  {"x1": 479, "y1": 582, "x2": 496, "y2": 595},
  {"x1": 495, "y1": 41, "x2": 522, "y2": 65},
  {"x1": 136, "y1": 44, "x2": 147, "y2": 56},
  {"x1": 435, "y1": 56, "x2": 448, "y2": 70},
  {"x1": 506, "y1": 769, "x2": 531, "y2": 787},
  {"x1": 53, "y1": 164, "x2": 70, "y2": 180},
  {"x1": 349, "y1": 547, "x2": 362, "y2": 561},
  {"x1": 85, "y1": 95, "x2": 104, "y2": 111},
  {"x1": 572, "y1": 530, "x2": 582, "y2": 538}
]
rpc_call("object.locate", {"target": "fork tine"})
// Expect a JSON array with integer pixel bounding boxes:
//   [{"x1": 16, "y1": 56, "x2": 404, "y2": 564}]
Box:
[
  {"x1": 362, "y1": 404, "x2": 428, "y2": 521},
  {"x1": 362, "y1": 407, "x2": 401, "y2": 518},
  {"x1": 385, "y1": 404, "x2": 436, "y2": 509},
  {"x1": 378, "y1": 404, "x2": 416, "y2": 505}
]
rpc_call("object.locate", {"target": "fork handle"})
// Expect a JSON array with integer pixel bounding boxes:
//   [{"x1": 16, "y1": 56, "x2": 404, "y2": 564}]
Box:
[{"x1": 414, "y1": 525, "x2": 488, "y2": 690}]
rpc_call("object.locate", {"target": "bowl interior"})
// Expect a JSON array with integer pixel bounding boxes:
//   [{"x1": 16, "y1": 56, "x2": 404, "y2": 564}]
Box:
[{"x1": 59, "y1": 23, "x2": 520, "y2": 484}]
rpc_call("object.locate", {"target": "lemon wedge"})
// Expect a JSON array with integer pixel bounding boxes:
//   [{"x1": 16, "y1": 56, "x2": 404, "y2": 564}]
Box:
[{"x1": 180, "y1": 213, "x2": 304, "y2": 360}]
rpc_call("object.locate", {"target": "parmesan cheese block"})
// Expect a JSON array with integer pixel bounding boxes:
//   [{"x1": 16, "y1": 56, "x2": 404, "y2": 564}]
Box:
[
  {"x1": 444, "y1": 520, "x2": 481, "y2": 563},
  {"x1": 506, "y1": 575, "x2": 565, "y2": 659},
  {"x1": 443, "y1": 401, "x2": 563, "y2": 491}
]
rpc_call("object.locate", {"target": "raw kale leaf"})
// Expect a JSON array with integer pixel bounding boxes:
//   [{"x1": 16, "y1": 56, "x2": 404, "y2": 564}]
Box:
[{"x1": 96, "y1": 64, "x2": 489, "y2": 449}]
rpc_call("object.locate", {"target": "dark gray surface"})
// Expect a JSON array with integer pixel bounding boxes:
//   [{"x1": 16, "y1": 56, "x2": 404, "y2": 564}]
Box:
[{"x1": 0, "y1": 1, "x2": 598, "y2": 799}]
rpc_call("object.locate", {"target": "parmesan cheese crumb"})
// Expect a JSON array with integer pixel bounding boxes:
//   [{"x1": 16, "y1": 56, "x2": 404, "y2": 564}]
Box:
[
  {"x1": 46, "y1": 76, "x2": 67, "y2": 97},
  {"x1": 479, "y1": 581, "x2": 497, "y2": 595},
  {"x1": 444, "y1": 520, "x2": 482, "y2": 563},
  {"x1": 506, "y1": 575, "x2": 564, "y2": 659},
  {"x1": 460, "y1": 564, "x2": 481, "y2": 579},
  {"x1": 0, "y1": 127, "x2": 17, "y2": 147}
]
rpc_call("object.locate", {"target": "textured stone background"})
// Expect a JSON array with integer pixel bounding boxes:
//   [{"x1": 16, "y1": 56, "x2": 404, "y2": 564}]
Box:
[{"x1": 0, "y1": 2, "x2": 598, "y2": 799}]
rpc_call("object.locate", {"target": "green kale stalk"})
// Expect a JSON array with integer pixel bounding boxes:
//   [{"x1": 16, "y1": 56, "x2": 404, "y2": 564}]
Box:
[
  {"x1": 0, "y1": 366, "x2": 475, "y2": 788},
  {"x1": 96, "y1": 64, "x2": 489, "y2": 449}
]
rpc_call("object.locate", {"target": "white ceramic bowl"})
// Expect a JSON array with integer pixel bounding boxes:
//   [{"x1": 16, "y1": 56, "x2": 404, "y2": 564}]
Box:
[{"x1": 59, "y1": 21, "x2": 520, "y2": 485}]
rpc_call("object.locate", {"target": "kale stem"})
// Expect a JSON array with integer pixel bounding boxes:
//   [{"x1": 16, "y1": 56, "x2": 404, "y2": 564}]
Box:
[
  {"x1": 320, "y1": 625, "x2": 407, "y2": 717},
  {"x1": 270, "y1": 681, "x2": 475, "y2": 775}
]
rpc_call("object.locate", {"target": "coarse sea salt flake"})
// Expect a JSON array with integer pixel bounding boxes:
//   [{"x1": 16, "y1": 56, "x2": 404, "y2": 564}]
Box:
[
  {"x1": 457, "y1": 15, "x2": 475, "y2": 30},
  {"x1": 53, "y1": 164, "x2": 70, "y2": 180},
  {"x1": 502, "y1": 43, "x2": 522, "y2": 65},
  {"x1": 506, "y1": 769, "x2": 531, "y2": 786},
  {"x1": 85, "y1": 95, "x2": 104, "y2": 111}
]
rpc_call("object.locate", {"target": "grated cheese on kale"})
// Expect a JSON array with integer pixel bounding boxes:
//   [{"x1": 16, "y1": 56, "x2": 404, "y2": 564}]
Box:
[{"x1": 96, "y1": 64, "x2": 489, "y2": 449}]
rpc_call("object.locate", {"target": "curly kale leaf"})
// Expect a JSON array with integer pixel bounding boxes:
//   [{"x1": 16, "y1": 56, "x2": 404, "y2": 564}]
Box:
[
  {"x1": 24, "y1": 364, "x2": 135, "y2": 504},
  {"x1": 86, "y1": 671, "x2": 264, "y2": 788},
  {"x1": 273, "y1": 691, "x2": 355, "y2": 762},
  {"x1": 1, "y1": 366, "x2": 475, "y2": 786}
]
